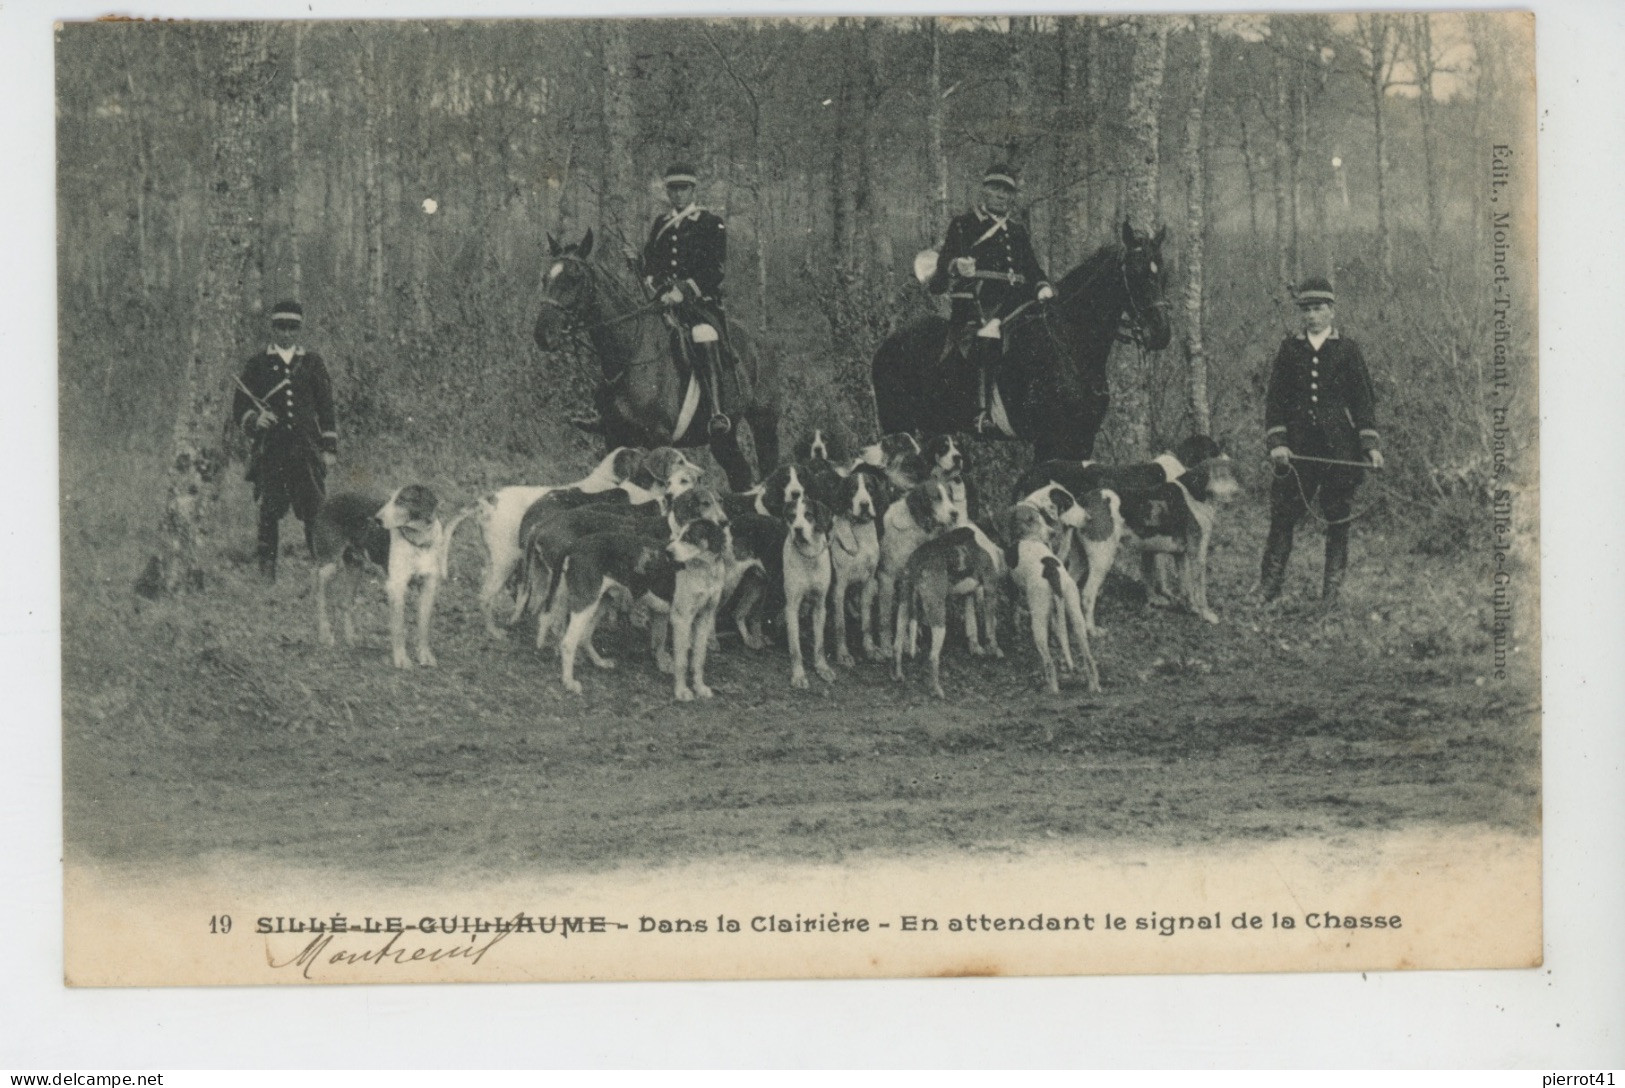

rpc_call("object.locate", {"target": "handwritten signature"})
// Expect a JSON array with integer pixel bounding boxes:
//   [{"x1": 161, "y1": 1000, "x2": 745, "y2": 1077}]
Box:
[{"x1": 268, "y1": 929, "x2": 510, "y2": 980}]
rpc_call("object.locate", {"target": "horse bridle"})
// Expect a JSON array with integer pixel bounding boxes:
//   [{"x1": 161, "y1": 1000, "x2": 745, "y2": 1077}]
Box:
[
  {"x1": 1002, "y1": 240, "x2": 1169, "y2": 347},
  {"x1": 537, "y1": 253, "x2": 671, "y2": 384},
  {"x1": 537, "y1": 254, "x2": 666, "y2": 335},
  {"x1": 1118, "y1": 242, "x2": 1171, "y2": 347}
]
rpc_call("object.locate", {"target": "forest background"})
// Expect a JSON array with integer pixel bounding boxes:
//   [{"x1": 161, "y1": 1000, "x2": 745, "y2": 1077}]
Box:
[{"x1": 57, "y1": 13, "x2": 1534, "y2": 586}]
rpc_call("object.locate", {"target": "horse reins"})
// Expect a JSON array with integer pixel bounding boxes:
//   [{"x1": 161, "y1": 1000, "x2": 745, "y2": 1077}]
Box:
[
  {"x1": 999, "y1": 243, "x2": 1166, "y2": 349},
  {"x1": 537, "y1": 255, "x2": 670, "y2": 386}
]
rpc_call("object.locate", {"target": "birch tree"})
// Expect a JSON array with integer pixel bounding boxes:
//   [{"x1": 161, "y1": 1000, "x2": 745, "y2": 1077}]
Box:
[
  {"x1": 1353, "y1": 13, "x2": 1400, "y2": 278},
  {"x1": 1402, "y1": 13, "x2": 1444, "y2": 246},
  {"x1": 141, "y1": 25, "x2": 272, "y2": 596},
  {"x1": 1181, "y1": 18, "x2": 1213, "y2": 434},
  {"x1": 1117, "y1": 16, "x2": 1169, "y2": 454},
  {"x1": 599, "y1": 21, "x2": 636, "y2": 248}
]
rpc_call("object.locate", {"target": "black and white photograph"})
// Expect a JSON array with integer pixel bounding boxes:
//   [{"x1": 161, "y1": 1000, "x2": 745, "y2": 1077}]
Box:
[{"x1": 53, "y1": 9, "x2": 1545, "y2": 990}]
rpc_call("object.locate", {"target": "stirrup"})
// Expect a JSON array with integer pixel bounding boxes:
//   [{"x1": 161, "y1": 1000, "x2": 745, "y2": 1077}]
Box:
[
  {"x1": 570, "y1": 412, "x2": 605, "y2": 435},
  {"x1": 974, "y1": 411, "x2": 994, "y2": 434},
  {"x1": 708, "y1": 412, "x2": 732, "y2": 436}
]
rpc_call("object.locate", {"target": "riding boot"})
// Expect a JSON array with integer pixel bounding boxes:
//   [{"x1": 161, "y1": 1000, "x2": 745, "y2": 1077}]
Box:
[
  {"x1": 699, "y1": 342, "x2": 731, "y2": 436},
  {"x1": 256, "y1": 508, "x2": 280, "y2": 582},
  {"x1": 973, "y1": 339, "x2": 996, "y2": 433},
  {"x1": 1259, "y1": 521, "x2": 1294, "y2": 602},
  {"x1": 1321, "y1": 523, "x2": 1350, "y2": 606}
]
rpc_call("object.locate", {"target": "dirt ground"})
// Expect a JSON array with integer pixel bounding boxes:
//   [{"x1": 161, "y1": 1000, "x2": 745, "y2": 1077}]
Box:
[{"x1": 60, "y1": 447, "x2": 1540, "y2": 881}]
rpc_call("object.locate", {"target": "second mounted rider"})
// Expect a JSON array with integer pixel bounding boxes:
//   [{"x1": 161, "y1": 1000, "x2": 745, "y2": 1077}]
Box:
[
  {"x1": 927, "y1": 164, "x2": 1056, "y2": 433},
  {"x1": 637, "y1": 162, "x2": 734, "y2": 437}
]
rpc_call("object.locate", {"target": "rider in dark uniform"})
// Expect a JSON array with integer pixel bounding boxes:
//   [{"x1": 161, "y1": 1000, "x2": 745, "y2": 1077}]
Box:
[
  {"x1": 928, "y1": 164, "x2": 1055, "y2": 432},
  {"x1": 642, "y1": 163, "x2": 732, "y2": 436},
  {"x1": 1259, "y1": 277, "x2": 1384, "y2": 606},
  {"x1": 230, "y1": 301, "x2": 338, "y2": 581}
]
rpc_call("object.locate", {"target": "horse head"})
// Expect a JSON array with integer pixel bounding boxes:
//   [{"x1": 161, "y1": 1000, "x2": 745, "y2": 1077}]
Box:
[
  {"x1": 533, "y1": 229, "x2": 598, "y2": 352},
  {"x1": 1119, "y1": 220, "x2": 1172, "y2": 350}
]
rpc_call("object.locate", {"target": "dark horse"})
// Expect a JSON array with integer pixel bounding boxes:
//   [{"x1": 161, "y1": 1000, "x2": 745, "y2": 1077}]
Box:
[
  {"x1": 533, "y1": 230, "x2": 780, "y2": 490},
  {"x1": 872, "y1": 221, "x2": 1171, "y2": 462}
]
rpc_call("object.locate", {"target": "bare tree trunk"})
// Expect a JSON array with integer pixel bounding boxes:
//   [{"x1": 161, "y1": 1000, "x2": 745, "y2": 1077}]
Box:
[
  {"x1": 599, "y1": 21, "x2": 635, "y2": 246},
  {"x1": 142, "y1": 24, "x2": 270, "y2": 596},
  {"x1": 1181, "y1": 19, "x2": 1212, "y2": 435},
  {"x1": 290, "y1": 22, "x2": 303, "y2": 298},
  {"x1": 1081, "y1": 17, "x2": 1102, "y2": 234},
  {"x1": 1357, "y1": 14, "x2": 1395, "y2": 279},
  {"x1": 1122, "y1": 19, "x2": 1168, "y2": 232},
  {"x1": 1271, "y1": 40, "x2": 1292, "y2": 289},
  {"x1": 359, "y1": 35, "x2": 385, "y2": 343},
  {"x1": 1407, "y1": 13, "x2": 1442, "y2": 245},
  {"x1": 1005, "y1": 16, "x2": 1038, "y2": 246},
  {"x1": 1237, "y1": 111, "x2": 1260, "y2": 236},
  {"x1": 927, "y1": 17, "x2": 949, "y2": 235},
  {"x1": 1290, "y1": 78, "x2": 1305, "y2": 281},
  {"x1": 1118, "y1": 17, "x2": 1169, "y2": 455},
  {"x1": 1052, "y1": 15, "x2": 1085, "y2": 265},
  {"x1": 1005, "y1": 16, "x2": 1034, "y2": 168},
  {"x1": 830, "y1": 23, "x2": 855, "y2": 271},
  {"x1": 702, "y1": 25, "x2": 774, "y2": 335},
  {"x1": 117, "y1": 35, "x2": 154, "y2": 311},
  {"x1": 851, "y1": 18, "x2": 887, "y2": 281}
]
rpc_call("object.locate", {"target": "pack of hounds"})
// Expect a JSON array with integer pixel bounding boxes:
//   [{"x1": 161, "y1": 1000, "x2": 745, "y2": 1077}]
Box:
[{"x1": 311, "y1": 430, "x2": 1240, "y2": 702}]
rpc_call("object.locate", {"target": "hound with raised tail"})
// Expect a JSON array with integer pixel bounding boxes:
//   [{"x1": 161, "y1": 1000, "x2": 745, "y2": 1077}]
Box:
[
  {"x1": 782, "y1": 494, "x2": 836, "y2": 689},
  {"x1": 312, "y1": 485, "x2": 449, "y2": 669},
  {"x1": 1014, "y1": 434, "x2": 1239, "y2": 629},
  {"x1": 444, "y1": 446, "x2": 698, "y2": 638}
]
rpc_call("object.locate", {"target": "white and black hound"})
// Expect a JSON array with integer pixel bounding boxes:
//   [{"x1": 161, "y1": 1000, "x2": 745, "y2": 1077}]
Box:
[
  {"x1": 782, "y1": 493, "x2": 837, "y2": 689},
  {"x1": 312, "y1": 485, "x2": 450, "y2": 669},
  {"x1": 444, "y1": 446, "x2": 698, "y2": 637}
]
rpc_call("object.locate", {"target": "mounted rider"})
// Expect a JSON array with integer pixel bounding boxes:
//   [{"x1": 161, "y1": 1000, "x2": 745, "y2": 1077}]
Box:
[
  {"x1": 927, "y1": 164, "x2": 1056, "y2": 433},
  {"x1": 639, "y1": 162, "x2": 733, "y2": 437}
]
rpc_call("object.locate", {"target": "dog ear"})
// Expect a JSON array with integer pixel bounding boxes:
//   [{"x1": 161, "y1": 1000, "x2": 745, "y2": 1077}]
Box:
[
  {"x1": 579, "y1": 229, "x2": 595, "y2": 259},
  {"x1": 811, "y1": 499, "x2": 833, "y2": 535},
  {"x1": 547, "y1": 233, "x2": 560, "y2": 256},
  {"x1": 399, "y1": 485, "x2": 437, "y2": 521},
  {"x1": 1051, "y1": 486, "x2": 1075, "y2": 514},
  {"x1": 993, "y1": 505, "x2": 1016, "y2": 545},
  {"x1": 905, "y1": 484, "x2": 933, "y2": 526}
]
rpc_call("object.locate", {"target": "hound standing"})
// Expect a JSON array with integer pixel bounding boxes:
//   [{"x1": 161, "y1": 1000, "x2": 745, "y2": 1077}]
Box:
[{"x1": 312, "y1": 486, "x2": 448, "y2": 669}]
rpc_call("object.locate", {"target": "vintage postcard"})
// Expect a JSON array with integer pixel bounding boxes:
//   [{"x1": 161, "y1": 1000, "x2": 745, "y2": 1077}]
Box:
[{"x1": 58, "y1": 11, "x2": 1539, "y2": 987}]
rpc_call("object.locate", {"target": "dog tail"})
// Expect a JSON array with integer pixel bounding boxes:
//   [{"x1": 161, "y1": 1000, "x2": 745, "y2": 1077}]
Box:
[
  {"x1": 540, "y1": 552, "x2": 569, "y2": 618},
  {"x1": 440, "y1": 501, "x2": 487, "y2": 574},
  {"x1": 1041, "y1": 555, "x2": 1065, "y2": 598},
  {"x1": 511, "y1": 535, "x2": 550, "y2": 623}
]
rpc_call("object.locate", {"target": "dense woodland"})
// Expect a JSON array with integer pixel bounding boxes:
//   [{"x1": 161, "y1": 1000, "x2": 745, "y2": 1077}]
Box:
[{"x1": 55, "y1": 15, "x2": 1535, "y2": 589}]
